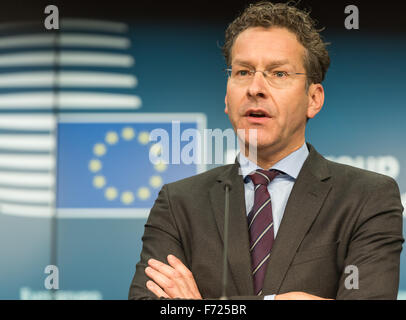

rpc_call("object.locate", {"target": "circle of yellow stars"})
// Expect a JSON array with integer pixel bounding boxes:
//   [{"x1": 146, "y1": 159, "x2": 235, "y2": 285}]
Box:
[{"x1": 88, "y1": 127, "x2": 167, "y2": 205}]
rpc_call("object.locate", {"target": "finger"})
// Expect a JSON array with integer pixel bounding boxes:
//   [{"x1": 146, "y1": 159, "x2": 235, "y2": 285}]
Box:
[
  {"x1": 148, "y1": 259, "x2": 190, "y2": 298},
  {"x1": 146, "y1": 280, "x2": 169, "y2": 299},
  {"x1": 167, "y1": 255, "x2": 200, "y2": 294},
  {"x1": 167, "y1": 255, "x2": 202, "y2": 299},
  {"x1": 148, "y1": 258, "x2": 177, "y2": 278},
  {"x1": 145, "y1": 266, "x2": 180, "y2": 298},
  {"x1": 166, "y1": 255, "x2": 190, "y2": 275}
]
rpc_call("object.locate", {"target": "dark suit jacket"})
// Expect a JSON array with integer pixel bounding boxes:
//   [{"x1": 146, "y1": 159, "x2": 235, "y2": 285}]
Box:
[{"x1": 129, "y1": 143, "x2": 404, "y2": 300}]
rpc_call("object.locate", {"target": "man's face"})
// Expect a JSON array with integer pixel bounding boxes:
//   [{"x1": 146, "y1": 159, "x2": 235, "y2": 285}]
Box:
[{"x1": 225, "y1": 26, "x2": 314, "y2": 154}]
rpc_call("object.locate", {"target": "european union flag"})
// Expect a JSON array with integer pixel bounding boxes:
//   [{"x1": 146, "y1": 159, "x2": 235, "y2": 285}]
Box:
[{"x1": 56, "y1": 113, "x2": 206, "y2": 218}]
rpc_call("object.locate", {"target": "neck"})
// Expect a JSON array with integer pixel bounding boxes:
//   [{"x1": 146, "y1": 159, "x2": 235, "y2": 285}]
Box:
[{"x1": 242, "y1": 140, "x2": 305, "y2": 169}]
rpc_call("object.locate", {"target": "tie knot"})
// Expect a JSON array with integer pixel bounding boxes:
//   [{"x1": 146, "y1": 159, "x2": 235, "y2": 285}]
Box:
[{"x1": 250, "y1": 169, "x2": 280, "y2": 186}]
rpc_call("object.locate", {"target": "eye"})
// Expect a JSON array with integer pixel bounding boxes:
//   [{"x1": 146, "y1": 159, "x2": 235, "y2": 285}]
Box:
[
  {"x1": 273, "y1": 71, "x2": 288, "y2": 78},
  {"x1": 235, "y1": 69, "x2": 250, "y2": 77}
]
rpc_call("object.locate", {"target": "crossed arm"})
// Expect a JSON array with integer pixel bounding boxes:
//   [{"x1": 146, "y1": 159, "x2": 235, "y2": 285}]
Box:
[{"x1": 144, "y1": 254, "x2": 330, "y2": 300}]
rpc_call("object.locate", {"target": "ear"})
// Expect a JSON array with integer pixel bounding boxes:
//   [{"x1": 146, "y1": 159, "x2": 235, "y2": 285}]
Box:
[
  {"x1": 224, "y1": 94, "x2": 229, "y2": 114},
  {"x1": 306, "y1": 83, "x2": 324, "y2": 119}
]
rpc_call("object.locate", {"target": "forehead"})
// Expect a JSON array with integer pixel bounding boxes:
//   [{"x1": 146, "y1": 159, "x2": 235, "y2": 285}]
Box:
[{"x1": 231, "y1": 26, "x2": 306, "y2": 67}]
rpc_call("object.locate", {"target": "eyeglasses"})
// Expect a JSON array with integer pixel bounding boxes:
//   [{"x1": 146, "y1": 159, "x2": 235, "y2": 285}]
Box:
[{"x1": 225, "y1": 67, "x2": 308, "y2": 88}]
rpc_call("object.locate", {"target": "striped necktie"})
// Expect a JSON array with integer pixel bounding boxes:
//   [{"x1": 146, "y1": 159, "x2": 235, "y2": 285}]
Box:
[{"x1": 247, "y1": 169, "x2": 280, "y2": 295}]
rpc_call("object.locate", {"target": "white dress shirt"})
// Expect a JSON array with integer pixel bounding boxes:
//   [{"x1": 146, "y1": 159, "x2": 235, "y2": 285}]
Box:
[{"x1": 238, "y1": 142, "x2": 309, "y2": 299}]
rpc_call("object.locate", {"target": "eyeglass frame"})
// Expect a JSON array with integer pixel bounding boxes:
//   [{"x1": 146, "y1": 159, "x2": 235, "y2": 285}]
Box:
[{"x1": 224, "y1": 67, "x2": 313, "y2": 88}]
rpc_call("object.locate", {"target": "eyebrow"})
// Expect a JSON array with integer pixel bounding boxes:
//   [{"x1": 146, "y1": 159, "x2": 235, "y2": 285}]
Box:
[{"x1": 233, "y1": 59, "x2": 291, "y2": 68}]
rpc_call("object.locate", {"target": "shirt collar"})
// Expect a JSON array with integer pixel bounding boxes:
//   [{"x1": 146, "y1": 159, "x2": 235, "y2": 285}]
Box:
[{"x1": 238, "y1": 142, "x2": 309, "y2": 181}]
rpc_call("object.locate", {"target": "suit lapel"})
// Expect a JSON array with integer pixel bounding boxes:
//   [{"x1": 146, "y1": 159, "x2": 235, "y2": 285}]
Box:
[
  {"x1": 208, "y1": 143, "x2": 332, "y2": 296},
  {"x1": 209, "y1": 163, "x2": 254, "y2": 296},
  {"x1": 262, "y1": 143, "x2": 332, "y2": 294}
]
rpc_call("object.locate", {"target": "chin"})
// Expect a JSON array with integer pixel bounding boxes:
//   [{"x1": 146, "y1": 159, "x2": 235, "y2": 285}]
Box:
[
  {"x1": 241, "y1": 137, "x2": 278, "y2": 154},
  {"x1": 254, "y1": 132, "x2": 277, "y2": 146}
]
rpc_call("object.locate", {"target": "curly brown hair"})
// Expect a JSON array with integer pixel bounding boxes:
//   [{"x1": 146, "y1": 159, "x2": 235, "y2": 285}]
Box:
[{"x1": 222, "y1": 1, "x2": 330, "y2": 85}]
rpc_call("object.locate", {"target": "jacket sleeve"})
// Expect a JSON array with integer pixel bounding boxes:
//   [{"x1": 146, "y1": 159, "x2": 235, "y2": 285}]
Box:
[
  {"x1": 336, "y1": 176, "x2": 404, "y2": 299},
  {"x1": 128, "y1": 184, "x2": 189, "y2": 300}
]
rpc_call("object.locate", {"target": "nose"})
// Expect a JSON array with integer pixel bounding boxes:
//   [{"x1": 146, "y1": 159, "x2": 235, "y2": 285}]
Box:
[{"x1": 247, "y1": 71, "x2": 268, "y2": 99}]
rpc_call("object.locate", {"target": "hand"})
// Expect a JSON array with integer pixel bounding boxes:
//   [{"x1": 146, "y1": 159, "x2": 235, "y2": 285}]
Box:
[
  {"x1": 275, "y1": 291, "x2": 333, "y2": 300},
  {"x1": 145, "y1": 254, "x2": 202, "y2": 299}
]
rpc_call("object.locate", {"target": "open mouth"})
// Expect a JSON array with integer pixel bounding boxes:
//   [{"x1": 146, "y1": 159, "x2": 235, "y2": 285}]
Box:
[
  {"x1": 249, "y1": 112, "x2": 267, "y2": 118},
  {"x1": 245, "y1": 109, "x2": 270, "y2": 119}
]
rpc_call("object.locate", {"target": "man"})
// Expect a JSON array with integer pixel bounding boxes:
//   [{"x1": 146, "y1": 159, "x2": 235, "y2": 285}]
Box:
[{"x1": 129, "y1": 2, "x2": 404, "y2": 300}]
